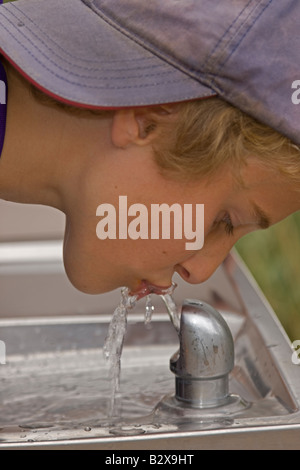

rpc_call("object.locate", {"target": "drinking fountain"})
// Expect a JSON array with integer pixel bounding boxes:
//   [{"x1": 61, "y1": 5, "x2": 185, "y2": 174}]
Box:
[
  {"x1": 171, "y1": 299, "x2": 235, "y2": 408},
  {"x1": 0, "y1": 240, "x2": 300, "y2": 449}
]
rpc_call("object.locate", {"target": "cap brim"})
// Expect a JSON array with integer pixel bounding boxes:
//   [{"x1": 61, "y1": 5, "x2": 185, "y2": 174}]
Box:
[{"x1": 0, "y1": 0, "x2": 215, "y2": 108}]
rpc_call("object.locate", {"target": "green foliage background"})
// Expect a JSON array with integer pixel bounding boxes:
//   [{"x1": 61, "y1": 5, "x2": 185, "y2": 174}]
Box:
[{"x1": 236, "y1": 211, "x2": 300, "y2": 341}]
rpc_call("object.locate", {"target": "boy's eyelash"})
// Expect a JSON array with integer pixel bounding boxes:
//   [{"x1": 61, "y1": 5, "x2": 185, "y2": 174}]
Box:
[
  {"x1": 215, "y1": 213, "x2": 234, "y2": 236},
  {"x1": 223, "y1": 216, "x2": 234, "y2": 235}
]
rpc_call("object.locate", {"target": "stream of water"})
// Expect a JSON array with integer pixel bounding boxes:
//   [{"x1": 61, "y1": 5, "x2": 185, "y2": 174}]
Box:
[{"x1": 103, "y1": 282, "x2": 179, "y2": 417}]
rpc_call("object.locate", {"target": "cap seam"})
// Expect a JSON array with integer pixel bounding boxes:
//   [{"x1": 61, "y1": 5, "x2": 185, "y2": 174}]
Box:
[
  {"x1": 0, "y1": 18, "x2": 192, "y2": 87},
  {"x1": 203, "y1": 0, "x2": 273, "y2": 73},
  {"x1": 2, "y1": 3, "x2": 215, "y2": 98},
  {"x1": 84, "y1": 0, "x2": 273, "y2": 93},
  {"x1": 223, "y1": 0, "x2": 273, "y2": 68},
  {"x1": 6, "y1": 4, "x2": 166, "y2": 74},
  {"x1": 11, "y1": 2, "x2": 158, "y2": 67},
  {"x1": 82, "y1": 0, "x2": 211, "y2": 87},
  {"x1": 1, "y1": 46, "x2": 212, "y2": 107},
  {"x1": 2, "y1": 1, "x2": 217, "y2": 98},
  {"x1": 1, "y1": 22, "x2": 205, "y2": 96}
]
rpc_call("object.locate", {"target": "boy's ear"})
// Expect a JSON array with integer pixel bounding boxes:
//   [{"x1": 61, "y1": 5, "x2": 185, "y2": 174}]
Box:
[{"x1": 111, "y1": 105, "x2": 179, "y2": 149}]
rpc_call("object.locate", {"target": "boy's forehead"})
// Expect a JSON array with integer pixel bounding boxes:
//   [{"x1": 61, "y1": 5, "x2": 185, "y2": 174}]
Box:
[{"x1": 0, "y1": 0, "x2": 299, "y2": 146}]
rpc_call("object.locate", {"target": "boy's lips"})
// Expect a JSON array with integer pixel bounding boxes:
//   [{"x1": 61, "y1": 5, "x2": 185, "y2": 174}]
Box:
[{"x1": 130, "y1": 280, "x2": 176, "y2": 300}]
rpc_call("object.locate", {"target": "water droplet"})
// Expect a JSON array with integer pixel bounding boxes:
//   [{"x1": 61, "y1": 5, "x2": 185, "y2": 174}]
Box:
[
  {"x1": 84, "y1": 426, "x2": 91, "y2": 432},
  {"x1": 145, "y1": 294, "x2": 154, "y2": 325}
]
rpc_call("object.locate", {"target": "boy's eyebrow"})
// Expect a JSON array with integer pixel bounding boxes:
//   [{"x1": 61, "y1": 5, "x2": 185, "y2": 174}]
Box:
[{"x1": 252, "y1": 203, "x2": 271, "y2": 229}]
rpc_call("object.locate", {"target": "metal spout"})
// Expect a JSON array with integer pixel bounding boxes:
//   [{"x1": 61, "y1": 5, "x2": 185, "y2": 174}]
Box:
[{"x1": 170, "y1": 299, "x2": 234, "y2": 408}]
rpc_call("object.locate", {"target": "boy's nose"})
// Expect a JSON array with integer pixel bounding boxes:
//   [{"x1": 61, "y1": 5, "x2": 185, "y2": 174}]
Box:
[{"x1": 176, "y1": 234, "x2": 236, "y2": 285}]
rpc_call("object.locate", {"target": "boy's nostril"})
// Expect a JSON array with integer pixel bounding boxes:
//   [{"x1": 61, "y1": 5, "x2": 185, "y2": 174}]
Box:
[{"x1": 175, "y1": 265, "x2": 190, "y2": 281}]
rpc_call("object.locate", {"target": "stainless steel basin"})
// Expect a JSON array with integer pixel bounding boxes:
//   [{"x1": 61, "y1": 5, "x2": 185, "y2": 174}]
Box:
[{"x1": 0, "y1": 242, "x2": 300, "y2": 449}]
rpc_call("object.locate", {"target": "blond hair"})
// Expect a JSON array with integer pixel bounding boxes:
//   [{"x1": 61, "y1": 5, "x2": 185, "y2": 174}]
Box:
[{"x1": 152, "y1": 98, "x2": 300, "y2": 187}]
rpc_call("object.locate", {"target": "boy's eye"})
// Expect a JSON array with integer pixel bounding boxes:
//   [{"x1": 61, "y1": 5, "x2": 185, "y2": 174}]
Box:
[
  {"x1": 213, "y1": 212, "x2": 234, "y2": 236},
  {"x1": 223, "y1": 214, "x2": 234, "y2": 235}
]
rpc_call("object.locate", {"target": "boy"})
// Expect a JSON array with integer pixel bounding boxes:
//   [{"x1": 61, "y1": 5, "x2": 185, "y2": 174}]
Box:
[{"x1": 0, "y1": 0, "x2": 299, "y2": 297}]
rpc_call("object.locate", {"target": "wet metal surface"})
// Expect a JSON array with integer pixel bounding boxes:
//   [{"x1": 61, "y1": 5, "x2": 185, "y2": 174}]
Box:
[{"x1": 0, "y1": 246, "x2": 300, "y2": 449}]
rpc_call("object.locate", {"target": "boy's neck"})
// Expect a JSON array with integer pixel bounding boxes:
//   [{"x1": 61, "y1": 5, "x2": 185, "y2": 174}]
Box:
[{"x1": 0, "y1": 63, "x2": 107, "y2": 213}]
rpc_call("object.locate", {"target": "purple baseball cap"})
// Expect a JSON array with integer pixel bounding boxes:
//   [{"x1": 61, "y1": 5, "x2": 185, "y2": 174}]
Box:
[{"x1": 0, "y1": 0, "x2": 299, "y2": 145}]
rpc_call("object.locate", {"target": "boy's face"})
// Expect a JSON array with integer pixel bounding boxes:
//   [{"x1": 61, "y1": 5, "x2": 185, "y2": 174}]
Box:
[
  {"x1": 62, "y1": 140, "x2": 299, "y2": 295},
  {"x1": 3, "y1": 68, "x2": 298, "y2": 297}
]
